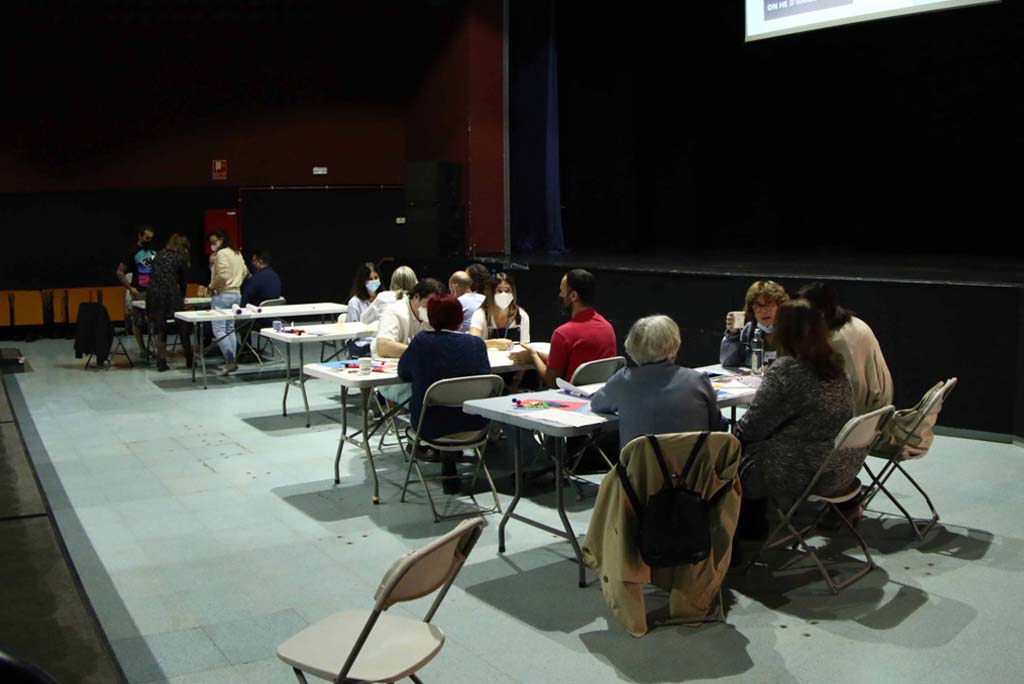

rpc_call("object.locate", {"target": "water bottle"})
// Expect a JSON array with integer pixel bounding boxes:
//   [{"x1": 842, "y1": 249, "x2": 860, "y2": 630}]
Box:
[{"x1": 751, "y1": 328, "x2": 764, "y2": 375}]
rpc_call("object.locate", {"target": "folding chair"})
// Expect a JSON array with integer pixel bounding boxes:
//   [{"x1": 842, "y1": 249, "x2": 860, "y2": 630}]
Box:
[
  {"x1": 745, "y1": 405, "x2": 894, "y2": 595},
  {"x1": 557, "y1": 356, "x2": 627, "y2": 498},
  {"x1": 277, "y1": 517, "x2": 484, "y2": 684},
  {"x1": 861, "y1": 378, "x2": 957, "y2": 539},
  {"x1": 401, "y1": 375, "x2": 505, "y2": 522},
  {"x1": 239, "y1": 296, "x2": 287, "y2": 365}
]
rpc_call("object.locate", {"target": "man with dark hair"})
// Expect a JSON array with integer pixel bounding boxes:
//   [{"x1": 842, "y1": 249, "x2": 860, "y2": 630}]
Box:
[
  {"x1": 511, "y1": 268, "x2": 616, "y2": 388},
  {"x1": 116, "y1": 225, "x2": 157, "y2": 359},
  {"x1": 240, "y1": 249, "x2": 282, "y2": 306}
]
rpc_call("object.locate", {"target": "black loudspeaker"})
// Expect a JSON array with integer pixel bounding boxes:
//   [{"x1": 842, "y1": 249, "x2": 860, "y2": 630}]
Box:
[{"x1": 403, "y1": 161, "x2": 465, "y2": 256}]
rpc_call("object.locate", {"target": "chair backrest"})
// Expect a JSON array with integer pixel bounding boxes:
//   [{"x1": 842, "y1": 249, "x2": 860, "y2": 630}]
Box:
[
  {"x1": 570, "y1": 356, "x2": 627, "y2": 386},
  {"x1": 260, "y1": 297, "x2": 287, "y2": 307},
  {"x1": 872, "y1": 378, "x2": 956, "y2": 458},
  {"x1": 96, "y1": 286, "x2": 127, "y2": 322},
  {"x1": 11, "y1": 291, "x2": 44, "y2": 326},
  {"x1": 372, "y1": 517, "x2": 484, "y2": 612},
  {"x1": 834, "y1": 405, "x2": 895, "y2": 452},
  {"x1": 0, "y1": 292, "x2": 10, "y2": 327},
  {"x1": 423, "y1": 374, "x2": 505, "y2": 410},
  {"x1": 185, "y1": 282, "x2": 203, "y2": 297}
]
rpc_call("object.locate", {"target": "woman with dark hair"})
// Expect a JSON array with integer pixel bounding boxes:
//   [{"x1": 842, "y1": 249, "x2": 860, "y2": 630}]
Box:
[
  {"x1": 207, "y1": 230, "x2": 249, "y2": 375},
  {"x1": 398, "y1": 294, "x2": 491, "y2": 494},
  {"x1": 798, "y1": 281, "x2": 893, "y2": 415},
  {"x1": 146, "y1": 233, "x2": 194, "y2": 372},
  {"x1": 345, "y1": 261, "x2": 380, "y2": 357},
  {"x1": 469, "y1": 272, "x2": 531, "y2": 351},
  {"x1": 735, "y1": 299, "x2": 856, "y2": 529}
]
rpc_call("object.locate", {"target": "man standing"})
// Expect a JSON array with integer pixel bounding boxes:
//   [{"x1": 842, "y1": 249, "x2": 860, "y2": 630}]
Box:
[
  {"x1": 511, "y1": 269, "x2": 616, "y2": 388},
  {"x1": 116, "y1": 225, "x2": 157, "y2": 360}
]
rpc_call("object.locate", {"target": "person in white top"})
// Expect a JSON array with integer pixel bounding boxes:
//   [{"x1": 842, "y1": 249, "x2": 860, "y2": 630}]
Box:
[
  {"x1": 345, "y1": 262, "x2": 380, "y2": 357},
  {"x1": 207, "y1": 230, "x2": 249, "y2": 376},
  {"x1": 360, "y1": 265, "x2": 417, "y2": 325},
  {"x1": 798, "y1": 281, "x2": 893, "y2": 415},
  {"x1": 374, "y1": 277, "x2": 447, "y2": 406},
  {"x1": 373, "y1": 278, "x2": 447, "y2": 359},
  {"x1": 469, "y1": 271, "x2": 531, "y2": 350}
]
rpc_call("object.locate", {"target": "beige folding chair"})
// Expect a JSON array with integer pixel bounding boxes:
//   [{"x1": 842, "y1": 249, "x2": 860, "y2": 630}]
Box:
[
  {"x1": 560, "y1": 356, "x2": 627, "y2": 497},
  {"x1": 401, "y1": 375, "x2": 505, "y2": 522},
  {"x1": 745, "y1": 405, "x2": 895, "y2": 595},
  {"x1": 239, "y1": 296, "x2": 288, "y2": 365},
  {"x1": 861, "y1": 378, "x2": 957, "y2": 539},
  {"x1": 278, "y1": 517, "x2": 484, "y2": 684}
]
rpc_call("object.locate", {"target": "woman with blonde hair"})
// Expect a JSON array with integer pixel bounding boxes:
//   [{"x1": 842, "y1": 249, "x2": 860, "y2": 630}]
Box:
[
  {"x1": 720, "y1": 280, "x2": 790, "y2": 367},
  {"x1": 146, "y1": 233, "x2": 194, "y2": 372}
]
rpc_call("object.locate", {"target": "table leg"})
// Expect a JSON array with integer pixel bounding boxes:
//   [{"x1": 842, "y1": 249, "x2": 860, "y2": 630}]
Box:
[
  {"x1": 282, "y1": 344, "x2": 292, "y2": 417},
  {"x1": 199, "y1": 324, "x2": 208, "y2": 389},
  {"x1": 553, "y1": 438, "x2": 587, "y2": 588},
  {"x1": 334, "y1": 387, "x2": 346, "y2": 485},
  {"x1": 361, "y1": 388, "x2": 381, "y2": 504},
  {"x1": 498, "y1": 427, "x2": 524, "y2": 554},
  {"x1": 299, "y1": 344, "x2": 310, "y2": 428},
  {"x1": 191, "y1": 324, "x2": 198, "y2": 383}
]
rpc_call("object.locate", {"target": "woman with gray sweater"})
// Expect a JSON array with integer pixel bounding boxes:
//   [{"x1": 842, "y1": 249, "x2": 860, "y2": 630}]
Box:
[
  {"x1": 591, "y1": 315, "x2": 725, "y2": 453},
  {"x1": 736, "y1": 299, "x2": 857, "y2": 532}
]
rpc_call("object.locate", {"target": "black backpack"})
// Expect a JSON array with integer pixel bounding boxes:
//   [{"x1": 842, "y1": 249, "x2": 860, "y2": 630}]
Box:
[{"x1": 616, "y1": 432, "x2": 723, "y2": 567}]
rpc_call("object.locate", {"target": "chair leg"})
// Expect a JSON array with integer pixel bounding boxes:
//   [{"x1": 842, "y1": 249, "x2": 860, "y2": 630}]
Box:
[
  {"x1": 475, "y1": 447, "x2": 503, "y2": 514},
  {"x1": 400, "y1": 442, "x2": 419, "y2": 503},
  {"x1": 414, "y1": 458, "x2": 442, "y2": 523},
  {"x1": 291, "y1": 667, "x2": 309, "y2": 684},
  {"x1": 826, "y1": 502, "x2": 876, "y2": 592},
  {"x1": 409, "y1": 674, "x2": 425, "y2": 684}
]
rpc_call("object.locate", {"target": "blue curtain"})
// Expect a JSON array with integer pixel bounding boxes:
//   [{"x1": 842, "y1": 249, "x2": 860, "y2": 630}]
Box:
[{"x1": 510, "y1": 0, "x2": 565, "y2": 254}]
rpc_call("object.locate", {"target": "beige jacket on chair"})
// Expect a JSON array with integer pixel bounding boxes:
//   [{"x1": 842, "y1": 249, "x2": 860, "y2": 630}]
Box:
[{"x1": 582, "y1": 432, "x2": 742, "y2": 637}]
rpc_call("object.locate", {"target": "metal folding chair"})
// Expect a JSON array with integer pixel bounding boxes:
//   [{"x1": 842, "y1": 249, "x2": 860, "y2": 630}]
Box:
[
  {"x1": 861, "y1": 378, "x2": 957, "y2": 539},
  {"x1": 745, "y1": 405, "x2": 894, "y2": 595},
  {"x1": 277, "y1": 518, "x2": 484, "y2": 684},
  {"x1": 401, "y1": 375, "x2": 505, "y2": 522},
  {"x1": 239, "y1": 296, "x2": 287, "y2": 366},
  {"x1": 556, "y1": 356, "x2": 627, "y2": 498}
]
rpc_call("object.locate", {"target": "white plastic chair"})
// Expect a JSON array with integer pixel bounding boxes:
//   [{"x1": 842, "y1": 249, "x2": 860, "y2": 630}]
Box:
[
  {"x1": 861, "y1": 378, "x2": 957, "y2": 539},
  {"x1": 401, "y1": 375, "x2": 505, "y2": 522},
  {"x1": 277, "y1": 517, "x2": 484, "y2": 684},
  {"x1": 745, "y1": 405, "x2": 895, "y2": 595}
]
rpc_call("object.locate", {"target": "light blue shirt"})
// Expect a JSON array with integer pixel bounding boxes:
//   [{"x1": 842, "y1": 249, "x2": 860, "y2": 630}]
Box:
[
  {"x1": 458, "y1": 292, "x2": 486, "y2": 333},
  {"x1": 590, "y1": 362, "x2": 726, "y2": 452}
]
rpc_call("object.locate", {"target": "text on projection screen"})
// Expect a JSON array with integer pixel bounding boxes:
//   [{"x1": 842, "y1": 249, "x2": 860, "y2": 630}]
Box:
[{"x1": 746, "y1": 0, "x2": 998, "y2": 41}]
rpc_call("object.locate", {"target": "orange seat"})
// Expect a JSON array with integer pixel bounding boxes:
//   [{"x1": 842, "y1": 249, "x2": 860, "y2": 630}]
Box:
[
  {"x1": 186, "y1": 282, "x2": 203, "y2": 298},
  {"x1": 97, "y1": 286, "x2": 128, "y2": 322},
  {"x1": 67, "y1": 287, "x2": 97, "y2": 324},
  {"x1": 11, "y1": 290, "x2": 44, "y2": 326},
  {"x1": 0, "y1": 291, "x2": 11, "y2": 327}
]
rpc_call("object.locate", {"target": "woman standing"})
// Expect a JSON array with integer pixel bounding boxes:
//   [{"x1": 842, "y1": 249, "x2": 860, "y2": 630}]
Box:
[
  {"x1": 207, "y1": 230, "x2": 249, "y2": 376},
  {"x1": 146, "y1": 233, "x2": 194, "y2": 372}
]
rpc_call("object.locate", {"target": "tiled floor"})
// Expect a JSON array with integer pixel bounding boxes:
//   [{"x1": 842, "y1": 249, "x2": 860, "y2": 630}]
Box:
[{"x1": 7, "y1": 337, "x2": 1024, "y2": 683}]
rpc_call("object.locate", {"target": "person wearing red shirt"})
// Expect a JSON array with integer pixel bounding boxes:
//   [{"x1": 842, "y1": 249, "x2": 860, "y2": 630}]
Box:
[{"x1": 511, "y1": 269, "x2": 616, "y2": 387}]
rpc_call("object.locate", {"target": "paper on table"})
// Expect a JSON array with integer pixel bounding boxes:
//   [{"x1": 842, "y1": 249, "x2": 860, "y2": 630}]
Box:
[
  {"x1": 556, "y1": 377, "x2": 594, "y2": 398},
  {"x1": 526, "y1": 408, "x2": 604, "y2": 428}
]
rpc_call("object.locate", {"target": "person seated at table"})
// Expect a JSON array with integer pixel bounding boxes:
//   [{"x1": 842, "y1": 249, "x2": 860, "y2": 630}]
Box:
[
  {"x1": 145, "y1": 233, "x2": 194, "y2": 372},
  {"x1": 398, "y1": 294, "x2": 491, "y2": 494},
  {"x1": 469, "y1": 272, "x2": 531, "y2": 350},
  {"x1": 374, "y1": 277, "x2": 447, "y2": 407},
  {"x1": 345, "y1": 261, "x2": 380, "y2": 358},
  {"x1": 449, "y1": 266, "x2": 487, "y2": 333},
  {"x1": 240, "y1": 249, "x2": 281, "y2": 307},
  {"x1": 361, "y1": 265, "x2": 417, "y2": 325},
  {"x1": 734, "y1": 299, "x2": 856, "y2": 537},
  {"x1": 511, "y1": 268, "x2": 616, "y2": 388},
  {"x1": 591, "y1": 315, "x2": 725, "y2": 452},
  {"x1": 798, "y1": 281, "x2": 893, "y2": 415},
  {"x1": 720, "y1": 280, "x2": 789, "y2": 368}
]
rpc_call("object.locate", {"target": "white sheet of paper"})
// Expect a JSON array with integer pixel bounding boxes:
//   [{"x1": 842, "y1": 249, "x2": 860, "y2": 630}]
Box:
[
  {"x1": 526, "y1": 408, "x2": 604, "y2": 428},
  {"x1": 556, "y1": 377, "x2": 593, "y2": 398}
]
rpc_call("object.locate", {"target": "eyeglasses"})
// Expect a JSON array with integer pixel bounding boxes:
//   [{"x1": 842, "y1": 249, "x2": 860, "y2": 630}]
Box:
[{"x1": 751, "y1": 301, "x2": 778, "y2": 311}]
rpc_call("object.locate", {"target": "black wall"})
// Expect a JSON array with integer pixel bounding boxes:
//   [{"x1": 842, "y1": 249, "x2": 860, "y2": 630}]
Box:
[{"x1": 555, "y1": 2, "x2": 1022, "y2": 256}]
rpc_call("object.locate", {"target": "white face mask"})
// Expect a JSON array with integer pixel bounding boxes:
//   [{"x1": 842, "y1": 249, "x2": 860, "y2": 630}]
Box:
[
  {"x1": 494, "y1": 292, "x2": 514, "y2": 310},
  {"x1": 418, "y1": 306, "x2": 429, "y2": 322},
  {"x1": 366, "y1": 279, "x2": 381, "y2": 293}
]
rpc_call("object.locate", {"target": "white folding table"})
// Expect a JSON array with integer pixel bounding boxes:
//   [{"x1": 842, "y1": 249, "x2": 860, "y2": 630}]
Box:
[
  {"x1": 303, "y1": 343, "x2": 548, "y2": 504},
  {"x1": 462, "y1": 375, "x2": 757, "y2": 587},
  {"x1": 131, "y1": 297, "x2": 212, "y2": 310},
  {"x1": 259, "y1": 322, "x2": 378, "y2": 427},
  {"x1": 176, "y1": 302, "x2": 346, "y2": 388}
]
